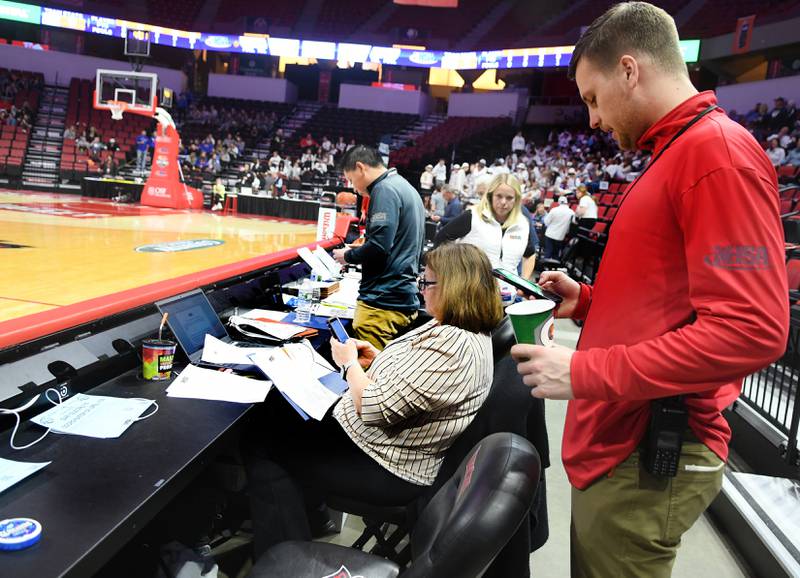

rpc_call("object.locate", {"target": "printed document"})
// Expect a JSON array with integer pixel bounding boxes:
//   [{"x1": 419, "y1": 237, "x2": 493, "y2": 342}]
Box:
[
  {"x1": 0, "y1": 457, "x2": 50, "y2": 495},
  {"x1": 167, "y1": 364, "x2": 272, "y2": 403},
  {"x1": 31, "y1": 393, "x2": 155, "y2": 438}
]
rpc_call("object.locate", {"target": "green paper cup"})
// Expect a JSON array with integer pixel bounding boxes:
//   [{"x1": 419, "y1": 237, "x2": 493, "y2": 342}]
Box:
[{"x1": 506, "y1": 300, "x2": 556, "y2": 346}]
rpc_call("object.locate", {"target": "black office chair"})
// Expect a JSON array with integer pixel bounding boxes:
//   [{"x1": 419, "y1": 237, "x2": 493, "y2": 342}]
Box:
[{"x1": 248, "y1": 433, "x2": 541, "y2": 578}]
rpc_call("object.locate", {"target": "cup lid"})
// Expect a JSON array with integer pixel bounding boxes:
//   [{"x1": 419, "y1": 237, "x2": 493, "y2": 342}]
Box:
[{"x1": 505, "y1": 299, "x2": 555, "y2": 315}]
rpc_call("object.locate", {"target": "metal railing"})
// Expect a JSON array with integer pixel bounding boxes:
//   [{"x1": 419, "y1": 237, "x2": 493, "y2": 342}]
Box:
[{"x1": 741, "y1": 313, "x2": 800, "y2": 469}]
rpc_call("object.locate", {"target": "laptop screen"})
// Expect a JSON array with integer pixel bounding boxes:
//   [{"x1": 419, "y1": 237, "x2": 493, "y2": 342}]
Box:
[{"x1": 156, "y1": 290, "x2": 228, "y2": 360}]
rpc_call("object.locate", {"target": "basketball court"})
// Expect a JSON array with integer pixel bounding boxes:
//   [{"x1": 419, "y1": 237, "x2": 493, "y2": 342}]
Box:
[{"x1": 0, "y1": 188, "x2": 317, "y2": 322}]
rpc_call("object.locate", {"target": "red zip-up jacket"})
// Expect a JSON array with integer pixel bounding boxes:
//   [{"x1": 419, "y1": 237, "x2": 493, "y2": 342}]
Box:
[{"x1": 565, "y1": 91, "x2": 789, "y2": 490}]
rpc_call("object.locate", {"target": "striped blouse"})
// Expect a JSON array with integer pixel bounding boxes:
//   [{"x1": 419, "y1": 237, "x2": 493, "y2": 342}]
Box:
[{"x1": 333, "y1": 319, "x2": 493, "y2": 486}]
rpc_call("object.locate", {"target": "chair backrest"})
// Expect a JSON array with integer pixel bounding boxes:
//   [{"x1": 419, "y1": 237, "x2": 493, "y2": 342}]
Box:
[
  {"x1": 490, "y1": 315, "x2": 515, "y2": 364},
  {"x1": 401, "y1": 432, "x2": 540, "y2": 578}
]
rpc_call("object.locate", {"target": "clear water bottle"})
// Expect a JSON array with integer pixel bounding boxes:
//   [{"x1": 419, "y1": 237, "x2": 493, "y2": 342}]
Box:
[
  {"x1": 310, "y1": 273, "x2": 322, "y2": 309},
  {"x1": 295, "y1": 280, "x2": 312, "y2": 324}
]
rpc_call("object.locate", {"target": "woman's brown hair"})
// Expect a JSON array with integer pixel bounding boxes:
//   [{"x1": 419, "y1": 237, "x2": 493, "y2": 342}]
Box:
[{"x1": 425, "y1": 243, "x2": 503, "y2": 334}]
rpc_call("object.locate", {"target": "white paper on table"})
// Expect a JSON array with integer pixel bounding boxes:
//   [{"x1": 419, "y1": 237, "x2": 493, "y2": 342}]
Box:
[
  {"x1": 201, "y1": 334, "x2": 268, "y2": 365},
  {"x1": 228, "y1": 316, "x2": 306, "y2": 341},
  {"x1": 31, "y1": 393, "x2": 155, "y2": 439},
  {"x1": 250, "y1": 349, "x2": 339, "y2": 420},
  {"x1": 282, "y1": 341, "x2": 336, "y2": 379},
  {"x1": 321, "y1": 276, "x2": 360, "y2": 309},
  {"x1": 240, "y1": 309, "x2": 290, "y2": 322},
  {"x1": 0, "y1": 457, "x2": 51, "y2": 495},
  {"x1": 313, "y1": 246, "x2": 342, "y2": 278},
  {"x1": 297, "y1": 246, "x2": 333, "y2": 280},
  {"x1": 313, "y1": 304, "x2": 355, "y2": 320},
  {"x1": 166, "y1": 364, "x2": 272, "y2": 403}
]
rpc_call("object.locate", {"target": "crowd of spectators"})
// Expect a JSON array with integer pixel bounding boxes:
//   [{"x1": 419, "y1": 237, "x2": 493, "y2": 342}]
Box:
[
  {"x1": 729, "y1": 96, "x2": 799, "y2": 167},
  {"x1": 0, "y1": 71, "x2": 42, "y2": 132},
  {"x1": 0, "y1": 102, "x2": 33, "y2": 132}
]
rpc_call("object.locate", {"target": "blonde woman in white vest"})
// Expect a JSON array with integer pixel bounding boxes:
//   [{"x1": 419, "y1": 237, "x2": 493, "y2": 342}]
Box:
[{"x1": 434, "y1": 173, "x2": 538, "y2": 281}]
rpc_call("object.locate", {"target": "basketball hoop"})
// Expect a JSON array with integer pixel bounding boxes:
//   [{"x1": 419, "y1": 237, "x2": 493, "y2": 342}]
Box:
[{"x1": 107, "y1": 100, "x2": 128, "y2": 120}]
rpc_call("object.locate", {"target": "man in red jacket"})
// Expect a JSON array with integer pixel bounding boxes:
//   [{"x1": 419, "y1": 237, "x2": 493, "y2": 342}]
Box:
[{"x1": 511, "y1": 3, "x2": 789, "y2": 577}]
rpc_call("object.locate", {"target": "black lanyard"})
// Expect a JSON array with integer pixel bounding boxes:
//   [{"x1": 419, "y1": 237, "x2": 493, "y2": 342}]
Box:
[
  {"x1": 612, "y1": 104, "x2": 718, "y2": 215},
  {"x1": 578, "y1": 104, "x2": 718, "y2": 346}
]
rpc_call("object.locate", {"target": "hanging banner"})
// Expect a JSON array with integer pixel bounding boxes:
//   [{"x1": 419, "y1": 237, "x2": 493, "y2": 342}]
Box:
[{"x1": 732, "y1": 15, "x2": 755, "y2": 54}]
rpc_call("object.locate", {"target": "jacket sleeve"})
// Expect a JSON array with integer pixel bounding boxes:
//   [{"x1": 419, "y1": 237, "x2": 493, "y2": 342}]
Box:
[
  {"x1": 345, "y1": 189, "x2": 400, "y2": 266},
  {"x1": 433, "y1": 211, "x2": 471, "y2": 246},
  {"x1": 571, "y1": 167, "x2": 789, "y2": 401}
]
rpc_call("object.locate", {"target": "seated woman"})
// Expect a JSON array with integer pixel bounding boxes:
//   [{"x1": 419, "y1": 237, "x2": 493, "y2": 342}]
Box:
[
  {"x1": 434, "y1": 173, "x2": 538, "y2": 280},
  {"x1": 246, "y1": 242, "x2": 502, "y2": 558}
]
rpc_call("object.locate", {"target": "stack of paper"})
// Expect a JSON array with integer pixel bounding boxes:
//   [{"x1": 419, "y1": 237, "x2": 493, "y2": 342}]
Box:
[
  {"x1": 297, "y1": 246, "x2": 342, "y2": 280},
  {"x1": 250, "y1": 349, "x2": 340, "y2": 420},
  {"x1": 201, "y1": 334, "x2": 268, "y2": 365},
  {"x1": 167, "y1": 364, "x2": 272, "y2": 403},
  {"x1": 228, "y1": 316, "x2": 307, "y2": 341}
]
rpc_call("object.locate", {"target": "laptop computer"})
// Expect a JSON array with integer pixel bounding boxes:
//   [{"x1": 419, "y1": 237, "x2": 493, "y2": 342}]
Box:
[{"x1": 155, "y1": 289, "x2": 269, "y2": 369}]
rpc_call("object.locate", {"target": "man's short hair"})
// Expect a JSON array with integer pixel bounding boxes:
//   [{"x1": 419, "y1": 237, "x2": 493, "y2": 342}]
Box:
[
  {"x1": 339, "y1": 145, "x2": 384, "y2": 172},
  {"x1": 568, "y1": 1, "x2": 687, "y2": 80}
]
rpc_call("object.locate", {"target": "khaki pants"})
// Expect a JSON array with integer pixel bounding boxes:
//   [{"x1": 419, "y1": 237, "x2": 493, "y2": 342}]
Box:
[
  {"x1": 352, "y1": 300, "x2": 417, "y2": 350},
  {"x1": 571, "y1": 442, "x2": 724, "y2": 578}
]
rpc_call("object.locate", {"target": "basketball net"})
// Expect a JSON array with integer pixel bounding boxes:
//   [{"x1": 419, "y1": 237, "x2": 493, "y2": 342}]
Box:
[{"x1": 107, "y1": 100, "x2": 129, "y2": 121}]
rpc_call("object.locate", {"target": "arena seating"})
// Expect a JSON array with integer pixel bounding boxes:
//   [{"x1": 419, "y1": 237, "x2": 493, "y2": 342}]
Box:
[
  {"x1": 288, "y1": 107, "x2": 417, "y2": 158},
  {"x1": 377, "y1": 0, "x2": 502, "y2": 47},
  {"x1": 476, "y1": 2, "x2": 566, "y2": 50},
  {"x1": 0, "y1": 68, "x2": 43, "y2": 179},
  {"x1": 679, "y1": 0, "x2": 800, "y2": 38},
  {"x1": 537, "y1": 0, "x2": 689, "y2": 37},
  {"x1": 309, "y1": 0, "x2": 377, "y2": 40},
  {"x1": 390, "y1": 116, "x2": 510, "y2": 169},
  {"x1": 213, "y1": 1, "x2": 303, "y2": 28},
  {"x1": 60, "y1": 78, "x2": 153, "y2": 181}
]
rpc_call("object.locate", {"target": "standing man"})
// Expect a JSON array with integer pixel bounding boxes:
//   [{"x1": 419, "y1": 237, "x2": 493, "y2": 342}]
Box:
[
  {"x1": 430, "y1": 185, "x2": 462, "y2": 227},
  {"x1": 542, "y1": 196, "x2": 573, "y2": 259},
  {"x1": 333, "y1": 146, "x2": 425, "y2": 349},
  {"x1": 135, "y1": 130, "x2": 150, "y2": 173},
  {"x1": 432, "y1": 158, "x2": 447, "y2": 187},
  {"x1": 511, "y1": 3, "x2": 788, "y2": 577}
]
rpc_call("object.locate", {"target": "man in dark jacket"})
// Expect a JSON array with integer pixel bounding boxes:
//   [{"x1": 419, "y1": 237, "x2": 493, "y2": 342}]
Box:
[{"x1": 334, "y1": 146, "x2": 425, "y2": 348}]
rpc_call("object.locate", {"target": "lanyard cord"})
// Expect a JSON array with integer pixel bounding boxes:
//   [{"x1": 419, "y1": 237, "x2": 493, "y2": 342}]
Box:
[
  {"x1": 610, "y1": 104, "x2": 719, "y2": 220},
  {"x1": 576, "y1": 104, "x2": 719, "y2": 349}
]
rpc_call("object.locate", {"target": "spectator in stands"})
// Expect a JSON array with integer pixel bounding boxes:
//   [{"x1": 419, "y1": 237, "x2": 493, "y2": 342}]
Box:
[
  {"x1": 347, "y1": 138, "x2": 357, "y2": 151},
  {"x1": 102, "y1": 156, "x2": 118, "y2": 177},
  {"x1": 784, "y1": 143, "x2": 800, "y2": 167},
  {"x1": 429, "y1": 183, "x2": 446, "y2": 219},
  {"x1": 435, "y1": 174, "x2": 537, "y2": 279},
  {"x1": 432, "y1": 158, "x2": 447, "y2": 186},
  {"x1": 333, "y1": 145, "x2": 425, "y2": 349},
  {"x1": 63, "y1": 125, "x2": 76, "y2": 140},
  {"x1": 769, "y1": 97, "x2": 791, "y2": 133},
  {"x1": 532, "y1": 202, "x2": 547, "y2": 233},
  {"x1": 135, "y1": 130, "x2": 150, "y2": 172},
  {"x1": 299, "y1": 133, "x2": 317, "y2": 149},
  {"x1": 335, "y1": 136, "x2": 347, "y2": 155},
  {"x1": 420, "y1": 164, "x2": 434, "y2": 195},
  {"x1": 89, "y1": 137, "x2": 104, "y2": 157},
  {"x1": 211, "y1": 178, "x2": 226, "y2": 211},
  {"x1": 512, "y1": 131, "x2": 526, "y2": 155},
  {"x1": 513, "y1": 4, "x2": 789, "y2": 577},
  {"x1": 542, "y1": 196, "x2": 573, "y2": 259},
  {"x1": 768, "y1": 126, "x2": 794, "y2": 149},
  {"x1": 268, "y1": 151, "x2": 281, "y2": 170},
  {"x1": 574, "y1": 184, "x2": 598, "y2": 229},
  {"x1": 490, "y1": 158, "x2": 510, "y2": 175},
  {"x1": 431, "y1": 185, "x2": 463, "y2": 227},
  {"x1": 448, "y1": 162, "x2": 465, "y2": 193},
  {"x1": 247, "y1": 242, "x2": 501, "y2": 558},
  {"x1": 320, "y1": 135, "x2": 332, "y2": 153},
  {"x1": 106, "y1": 138, "x2": 119, "y2": 153},
  {"x1": 766, "y1": 138, "x2": 786, "y2": 167}
]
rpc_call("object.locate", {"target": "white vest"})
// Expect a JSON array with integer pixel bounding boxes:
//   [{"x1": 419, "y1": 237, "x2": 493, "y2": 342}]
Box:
[{"x1": 459, "y1": 208, "x2": 529, "y2": 271}]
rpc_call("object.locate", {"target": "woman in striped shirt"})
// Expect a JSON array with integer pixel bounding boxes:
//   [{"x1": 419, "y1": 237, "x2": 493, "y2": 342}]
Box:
[{"x1": 247, "y1": 243, "x2": 503, "y2": 556}]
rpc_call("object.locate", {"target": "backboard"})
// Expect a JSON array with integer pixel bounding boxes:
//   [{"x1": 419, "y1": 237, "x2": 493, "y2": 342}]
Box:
[{"x1": 94, "y1": 69, "x2": 158, "y2": 118}]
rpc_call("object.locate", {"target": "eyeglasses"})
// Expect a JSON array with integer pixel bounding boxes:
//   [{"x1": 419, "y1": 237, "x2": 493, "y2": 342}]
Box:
[{"x1": 417, "y1": 277, "x2": 437, "y2": 290}]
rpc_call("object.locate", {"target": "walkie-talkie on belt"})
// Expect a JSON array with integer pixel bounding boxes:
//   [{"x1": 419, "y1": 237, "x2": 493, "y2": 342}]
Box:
[{"x1": 642, "y1": 396, "x2": 688, "y2": 477}]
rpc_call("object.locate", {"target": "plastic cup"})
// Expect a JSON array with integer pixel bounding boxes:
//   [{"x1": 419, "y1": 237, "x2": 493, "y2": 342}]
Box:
[
  {"x1": 505, "y1": 300, "x2": 556, "y2": 346},
  {"x1": 142, "y1": 339, "x2": 177, "y2": 380}
]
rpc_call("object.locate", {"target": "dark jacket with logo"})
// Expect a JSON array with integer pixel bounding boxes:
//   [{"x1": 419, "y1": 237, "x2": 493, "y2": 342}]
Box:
[{"x1": 345, "y1": 168, "x2": 425, "y2": 312}]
